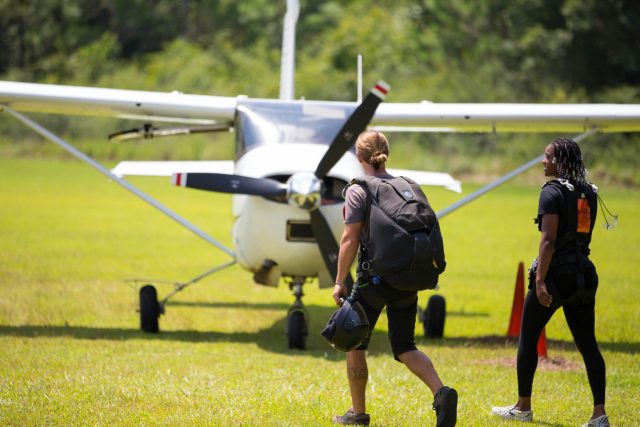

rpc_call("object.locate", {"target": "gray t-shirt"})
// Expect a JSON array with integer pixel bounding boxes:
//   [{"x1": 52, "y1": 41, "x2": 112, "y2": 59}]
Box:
[{"x1": 343, "y1": 173, "x2": 395, "y2": 224}]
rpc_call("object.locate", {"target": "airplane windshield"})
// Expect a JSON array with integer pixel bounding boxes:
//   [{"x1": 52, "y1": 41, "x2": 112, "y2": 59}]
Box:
[{"x1": 235, "y1": 99, "x2": 356, "y2": 157}]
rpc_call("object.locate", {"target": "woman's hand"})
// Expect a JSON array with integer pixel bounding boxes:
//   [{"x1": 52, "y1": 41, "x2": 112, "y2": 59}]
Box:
[
  {"x1": 332, "y1": 283, "x2": 347, "y2": 306},
  {"x1": 535, "y1": 280, "x2": 553, "y2": 307}
]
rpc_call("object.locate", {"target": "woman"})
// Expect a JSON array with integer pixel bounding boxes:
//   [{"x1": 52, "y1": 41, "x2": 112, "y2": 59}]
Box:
[{"x1": 492, "y1": 138, "x2": 608, "y2": 426}]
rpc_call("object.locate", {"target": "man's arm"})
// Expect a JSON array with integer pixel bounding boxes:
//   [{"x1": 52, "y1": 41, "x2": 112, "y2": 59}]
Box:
[{"x1": 333, "y1": 221, "x2": 362, "y2": 305}]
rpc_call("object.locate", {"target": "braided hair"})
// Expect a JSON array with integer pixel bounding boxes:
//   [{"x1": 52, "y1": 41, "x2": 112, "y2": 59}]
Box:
[{"x1": 551, "y1": 138, "x2": 589, "y2": 185}]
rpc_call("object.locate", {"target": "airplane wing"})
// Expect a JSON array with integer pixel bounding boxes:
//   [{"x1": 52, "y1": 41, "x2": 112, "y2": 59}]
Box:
[
  {"x1": 0, "y1": 81, "x2": 237, "y2": 125},
  {"x1": 373, "y1": 102, "x2": 640, "y2": 133},
  {"x1": 3, "y1": 81, "x2": 640, "y2": 133},
  {"x1": 387, "y1": 168, "x2": 462, "y2": 193},
  {"x1": 111, "y1": 160, "x2": 235, "y2": 177}
]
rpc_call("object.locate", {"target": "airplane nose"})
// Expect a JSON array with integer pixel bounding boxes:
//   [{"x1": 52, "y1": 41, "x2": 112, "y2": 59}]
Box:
[{"x1": 286, "y1": 172, "x2": 322, "y2": 211}]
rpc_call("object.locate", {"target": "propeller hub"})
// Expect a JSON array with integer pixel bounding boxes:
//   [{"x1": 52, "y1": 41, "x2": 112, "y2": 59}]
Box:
[{"x1": 287, "y1": 172, "x2": 322, "y2": 211}]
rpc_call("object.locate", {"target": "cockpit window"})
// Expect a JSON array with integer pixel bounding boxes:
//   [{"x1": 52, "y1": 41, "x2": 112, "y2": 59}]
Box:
[{"x1": 235, "y1": 99, "x2": 356, "y2": 158}]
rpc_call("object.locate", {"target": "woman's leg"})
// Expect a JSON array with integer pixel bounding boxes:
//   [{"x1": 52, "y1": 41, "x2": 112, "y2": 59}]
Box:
[
  {"x1": 516, "y1": 290, "x2": 557, "y2": 410},
  {"x1": 563, "y1": 302, "x2": 606, "y2": 418}
]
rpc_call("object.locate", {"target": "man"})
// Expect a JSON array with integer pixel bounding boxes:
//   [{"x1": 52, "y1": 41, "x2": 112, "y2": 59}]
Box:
[{"x1": 332, "y1": 130, "x2": 457, "y2": 426}]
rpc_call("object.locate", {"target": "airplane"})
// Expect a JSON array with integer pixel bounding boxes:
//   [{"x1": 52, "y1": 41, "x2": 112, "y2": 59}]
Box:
[{"x1": 1, "y1": 0, "x2": 640, "y2": 350}]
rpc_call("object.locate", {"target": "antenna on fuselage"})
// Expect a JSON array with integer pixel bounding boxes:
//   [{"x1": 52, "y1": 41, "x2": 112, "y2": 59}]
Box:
[
  {"x1": 357, "y1": 54, "x2": 363, "y2": 103},
  {"x1": 279, "y1": 0, "x2": 299, "y2": 100}
]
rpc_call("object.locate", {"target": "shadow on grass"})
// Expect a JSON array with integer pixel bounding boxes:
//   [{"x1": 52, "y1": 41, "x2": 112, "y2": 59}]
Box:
[
  {"x1": 0, "y1": 303, "x2": 345, "y2": 356},
  {"x1": 1, "y1": 325, "x2": 638, "y2": 356},
  {"x1": 1, "y1": 303, "x2": 638, "y2": 356},
  {"x1": 445, "y1": 310, "x2": 489, "y2": 318},
  {"x1": 417, "y1": 334, "x2": 640, "y2": 355},
  {"x1": 167, "y1": 301, "x2": 291, "y2": 310}
]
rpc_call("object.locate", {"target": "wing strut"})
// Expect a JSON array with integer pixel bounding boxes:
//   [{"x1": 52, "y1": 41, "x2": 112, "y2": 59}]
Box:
[
  {"x1": 436, "y1": 128, "x2": 600, "y2": 219},
  {"x1": 1, "y1": 104, "x2": 235, "y2": 258}
]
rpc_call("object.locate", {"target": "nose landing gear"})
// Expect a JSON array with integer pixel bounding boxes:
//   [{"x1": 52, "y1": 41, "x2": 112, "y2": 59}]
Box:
[{"x1": 285, "y1": 276, "x2": 309, "y2": 349}]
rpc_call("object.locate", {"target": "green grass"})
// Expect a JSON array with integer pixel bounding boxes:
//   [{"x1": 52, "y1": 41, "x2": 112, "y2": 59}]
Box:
[{"x1": 0, "y1": 157, "x2": 639, "y2": 426}]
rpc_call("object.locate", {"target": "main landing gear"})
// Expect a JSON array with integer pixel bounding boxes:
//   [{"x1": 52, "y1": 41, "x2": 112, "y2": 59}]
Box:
[
  {"x1": 285, "y1": 276, "x2": 309, "y2": 350},
  {"x1": 420, "y1": 294, "x2": 446, "y2": 338},
  {"x1": 135, "y1": 260, "x2": 237, "y2": 334},
  {"x1": 139, "y1": 284, "x2": 162, "y2": 333}
]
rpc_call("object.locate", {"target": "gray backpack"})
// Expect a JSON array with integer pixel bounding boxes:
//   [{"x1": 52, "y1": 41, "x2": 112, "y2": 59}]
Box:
[{"x1": 351, "y1": 176, "x2": 446, "y2": 291}]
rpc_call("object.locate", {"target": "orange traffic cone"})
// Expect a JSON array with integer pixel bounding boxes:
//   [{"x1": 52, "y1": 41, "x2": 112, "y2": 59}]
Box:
[
  {"x1": 537, "y1": 328, "x2": 548, "y2": 358},
  {"x1": 507, "y1": 262, "x2": 525, "y2": 337}
]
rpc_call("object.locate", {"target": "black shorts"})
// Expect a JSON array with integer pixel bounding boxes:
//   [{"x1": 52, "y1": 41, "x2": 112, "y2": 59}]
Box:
[{"x1": 352, "y1": 279, "x2": 418, "y2": 360}]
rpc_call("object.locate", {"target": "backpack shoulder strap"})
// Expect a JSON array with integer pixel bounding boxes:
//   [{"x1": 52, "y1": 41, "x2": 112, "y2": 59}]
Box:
[
  {"x1": 351, "y1": 176, "x2": 382, "y2": 199},
  {"x1": 346, "y1": 177, "x2": 376, "y2": 258}
]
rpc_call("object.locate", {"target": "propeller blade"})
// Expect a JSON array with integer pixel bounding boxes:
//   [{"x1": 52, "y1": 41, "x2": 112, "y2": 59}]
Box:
[
  {"x1": 314, "y1": 81, "x2": 389, "y2": 178},
  {"x1": 309, "y1": 209, "x2": 354, "y2": 292},
  {"x1": 172, "y1": 172, "x2": 287, "y2": 197}
]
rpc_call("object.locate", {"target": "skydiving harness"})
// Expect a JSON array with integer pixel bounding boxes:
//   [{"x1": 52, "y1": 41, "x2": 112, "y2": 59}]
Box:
[
  {"x1": 532, "y1": 178, "x2": 601, "y2": 304},
  {"x1": 351, "y1": 268, "x2": 386, "y2": 311},
  {"x1": 350, "y1": 256, "x2": 416, "y2": 312}
]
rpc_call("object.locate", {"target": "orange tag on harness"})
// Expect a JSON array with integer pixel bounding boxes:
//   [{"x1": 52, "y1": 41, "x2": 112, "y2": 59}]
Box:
[{"x1": 577, "y1": 197, "x2": 591, "y2": 233}]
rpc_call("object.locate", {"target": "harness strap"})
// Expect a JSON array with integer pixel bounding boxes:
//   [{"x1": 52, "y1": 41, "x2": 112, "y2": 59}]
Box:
[
  {"x1": 353, "y1": 280, "x2": 386, "y2": 311},
  {"x1": 551, "y1": 253, "x2": 577, "y2": 265}
]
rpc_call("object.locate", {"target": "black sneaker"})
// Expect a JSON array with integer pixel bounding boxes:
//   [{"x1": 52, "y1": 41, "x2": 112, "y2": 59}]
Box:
[
  {"x1": 433, "y1": 386, "x2": 458, "y2": 427},
  {"x1": 332, "y1": 408, "x2": 371, "y2": 425}
]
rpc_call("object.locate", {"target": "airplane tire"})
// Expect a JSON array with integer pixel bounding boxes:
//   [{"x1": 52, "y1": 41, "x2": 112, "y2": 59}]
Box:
[
  {"x1": 423, "y1": 295, "x2": 446, "y2": 338},
  {"x1": 287, "y1": 310, "x2": 307, "y2": 350},
  {"x1": 140, "y1": 284, "x2": 160, "y2": 333}
]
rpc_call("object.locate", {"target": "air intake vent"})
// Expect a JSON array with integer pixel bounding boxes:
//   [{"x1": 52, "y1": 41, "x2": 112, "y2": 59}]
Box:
[{"x1": 286, "y1": 220, "x2": 315, "y2": 242}]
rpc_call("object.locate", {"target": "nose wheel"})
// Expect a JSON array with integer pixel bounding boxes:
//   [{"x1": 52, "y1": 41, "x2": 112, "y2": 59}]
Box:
[{"x1": 286, "y1": 277, "x2": 309, "y2": 349}]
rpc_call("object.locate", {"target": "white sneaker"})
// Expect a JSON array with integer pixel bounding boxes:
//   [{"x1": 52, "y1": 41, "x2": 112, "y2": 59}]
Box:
[
  {"x1": 491, "y1": 404, "x2": 533, "y2": 422},
  {"x1": 581, "y1": 415, "x2": 610, "y2": 427}
]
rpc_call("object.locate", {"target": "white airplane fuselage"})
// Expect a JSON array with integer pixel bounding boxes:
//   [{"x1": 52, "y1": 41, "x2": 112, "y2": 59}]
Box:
[{"x1": 231, "y1": 143, "x2": 362, "y2": 282}]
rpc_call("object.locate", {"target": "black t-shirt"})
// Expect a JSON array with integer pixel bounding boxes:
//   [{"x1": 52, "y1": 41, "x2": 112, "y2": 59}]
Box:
[{"x1": 537, "y1": 179, "x2": 598, "y2": 255}]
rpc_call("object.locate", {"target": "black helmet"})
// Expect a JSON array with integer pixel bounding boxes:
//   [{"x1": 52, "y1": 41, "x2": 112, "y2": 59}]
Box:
[{"x1": 321, "y1": 298, "x2": 369, "y2": 352}]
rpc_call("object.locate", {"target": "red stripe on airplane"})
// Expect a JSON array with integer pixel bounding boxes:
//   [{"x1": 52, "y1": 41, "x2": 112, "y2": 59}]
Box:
[
  {"x1": 375, "y1": 84, "x2": 388, "y2": 95},
  {"x1": 176, "y1": 173, "x2": 182, "y2": 186}
]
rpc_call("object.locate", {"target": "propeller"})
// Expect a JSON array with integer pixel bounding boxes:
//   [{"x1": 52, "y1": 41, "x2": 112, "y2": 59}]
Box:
[
  {"x1": 172, "y1": 172, "x2": 287, "y2": 197},
  {"x1": 172, "y1": 81, "x2": 389, "y2": 287}
]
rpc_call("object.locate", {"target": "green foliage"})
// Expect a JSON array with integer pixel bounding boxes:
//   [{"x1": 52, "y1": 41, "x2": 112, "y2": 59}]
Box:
[{"x1": 0, "y1": 1, "x2": 639, "y2": 186}]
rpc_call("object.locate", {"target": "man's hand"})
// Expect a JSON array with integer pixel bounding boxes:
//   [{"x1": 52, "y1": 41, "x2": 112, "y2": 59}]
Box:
[
  {"x1": 535, "y1": 280, "x2": 553, "y2": 307},
  {"x1": 332, "y1": 283, "x2": 347, "y2": 305}
]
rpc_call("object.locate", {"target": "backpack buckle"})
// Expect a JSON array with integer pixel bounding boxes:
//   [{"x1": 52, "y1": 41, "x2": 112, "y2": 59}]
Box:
[{"x1": 361, "y1": 261, "x2": 370, "y2": 271}]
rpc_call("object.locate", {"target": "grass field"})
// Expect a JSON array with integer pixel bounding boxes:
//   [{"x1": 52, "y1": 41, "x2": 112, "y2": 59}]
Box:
[{"x1": 1, "y1": 157, "x2": 639, "y2": 426}]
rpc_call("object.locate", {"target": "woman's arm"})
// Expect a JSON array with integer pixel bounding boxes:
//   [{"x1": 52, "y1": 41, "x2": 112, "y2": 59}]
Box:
[{"x1": 535, "y1": 213, "x2": 558, "y2": 307}]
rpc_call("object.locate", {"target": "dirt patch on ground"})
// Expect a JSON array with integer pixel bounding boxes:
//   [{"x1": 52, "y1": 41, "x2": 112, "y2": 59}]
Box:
[{"x1": 478, "y1": 356, "x2": 582, "y2": 371}]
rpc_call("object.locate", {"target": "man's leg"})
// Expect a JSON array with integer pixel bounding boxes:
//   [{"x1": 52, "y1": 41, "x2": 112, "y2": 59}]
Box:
[
  {"x1": 399, "y1": 350, "x2": 457, "y2": 427},
  {"x1": 398, "y1": 350, "x2": 443, "y2": 395},
  {"x1": 346, "y1": 350, "x2": 368, "y2": 414}
]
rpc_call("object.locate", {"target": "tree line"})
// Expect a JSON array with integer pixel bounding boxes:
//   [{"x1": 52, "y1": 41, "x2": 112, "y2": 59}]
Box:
[{"x1": 1, "y1": 0, "x2": 638, "y2": 185}]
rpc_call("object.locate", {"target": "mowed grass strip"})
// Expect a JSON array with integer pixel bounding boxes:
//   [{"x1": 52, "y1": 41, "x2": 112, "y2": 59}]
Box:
[{"x1": 0, "y1": 158, "x2": 638, "y2": 426}]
